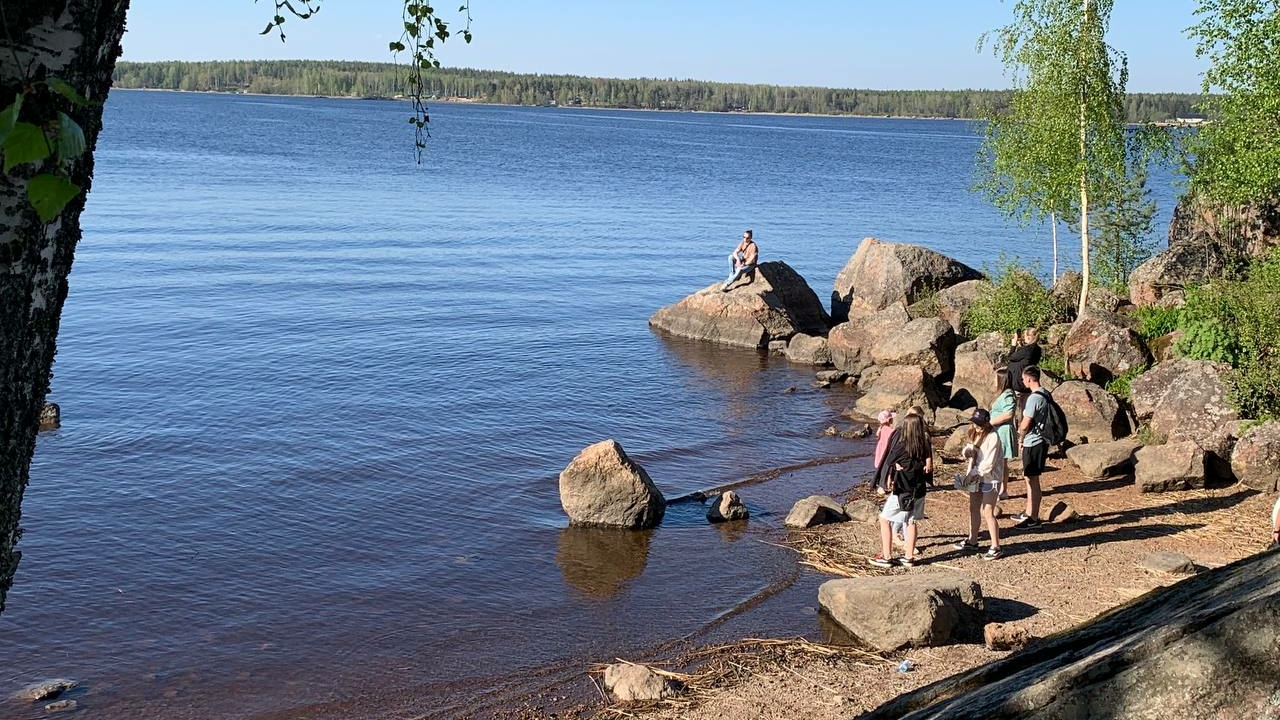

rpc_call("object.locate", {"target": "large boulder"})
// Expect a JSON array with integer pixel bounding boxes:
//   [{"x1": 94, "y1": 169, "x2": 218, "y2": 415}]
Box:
[
  {"x1": 818, "y1": 574, "x2": 986, "y2": 652},
  {"x1": 1230, "y1": 420, "x2": 1280, "y2": 492},
  {"x1": 856, "y1": 365, "x2": 943, "y2": 418},
  {"x1": 558, "y1": 440, "x2": 666, "y2": 528},
  {"x1": 649, "y1": 261, "x2": 830, "y2": 349},
  {"x1": 831, "y1": 238, "x2": 983, "y2": 323},
  {"x1": 784, "y1": 495, "x2": 848, "y2": 528},
  {"x1": 1065, "y1": 439, "x2": 1142, "y2": 478},
  {"x1": 949, "y1": 332, "x2": 1010, "y2": 410},
  {"x1": 861, "y1": 550, "x2": 1280, "y2": 720},
  {"x1": 870, "y1": 317, "x2": 957, "y2": 379},
  {"x1": 783, "y1": 332, "x2": 832, "y2": 365},
  {"x1": 1062, "y1": 308, "x2": 1151, "y2": 385},
  {"x1": 1052, "y1": 380, "x2": 1132, "y2": 444},
  {"x1": 1130, "y1": 359, "x2": 1238, "y2": 442},
  {"x1": 1134, "y1": 440, "x2": 1207, "y2": 493},
  {"x1": 1131, "y1": 193, "x2": 1280, "y2": 308},
  {"x1": 827, "y1": 304, "x2": 911, "y2": 375},
  {"x1": 925, "y1": 279, "x2": 987, "y2": 335}
]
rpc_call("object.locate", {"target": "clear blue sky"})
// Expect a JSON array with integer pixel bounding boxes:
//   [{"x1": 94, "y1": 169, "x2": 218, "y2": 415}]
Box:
[{"x1": 121, "y1": 1, "x2": 1207, "y2": 92}]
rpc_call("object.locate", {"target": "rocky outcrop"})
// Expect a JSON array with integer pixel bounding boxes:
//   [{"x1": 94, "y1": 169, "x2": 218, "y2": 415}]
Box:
[
  {"x1": 1052, "y1": 380, "x2": 1132, "y2": 444},
  {"x1": 862, "y1": 550, "x2": 1280, "y2": 720},
  {"x1": 831, "y1": 238, "x2": 982, "y2": 323},
  {"x1": 1065, "y1": 439, "x2": 1142, "y2": 478},
  {"x1": 818, "y1": 574, "x2": 986, "y2": 652},
  {"x1": 784, "y1": 495, "x2": 848, "y2": 528},
  {"x1": 706, "y1": 491, "x2": 749, "y2": 522},
  {"x1": 1131, "y1": 193, "x2": 1280, "y2": 307},
  {"x1": 1130, "y1": 359, "x2": 1240, "y2": 481},
  {"x1": 558, "y1": 440, "x2": 666, "y2": 528},
  {"x1": 855, "y1": 365, "x2": 943, "y2": 418},
  {"x1": 783, "y1": 332, "x2": 832, "y2": 365},
  {"x1": 1134, "y1": 441, "x2": 1207, "y2": 493},
  {"x1": 873, "y1": 317, "x2": 957, "y2": 379},
  {"x1": 649, "y1": 261, "x2": 830, "y2": 349},
  {"x1": 827, "y1": 304, "x2": 911, "y2": 375},
  {"x1": 1063, "y1": 308, "x2": 1151, "y2": 386},
  {"x1": 929, "y1": 279, "x2": 987, "y2": 335},
  {"x1": 603, "y1": 663, "x2": 680, "y2": 702},
  {"x1": 1230, "y1": 420, "x2": 1280, "y2": 492}
]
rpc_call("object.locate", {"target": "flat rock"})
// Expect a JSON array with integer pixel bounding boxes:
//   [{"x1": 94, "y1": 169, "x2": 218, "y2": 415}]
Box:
[
  {"x1": 1134, "y1": 440, "x2": 1207, "y2": 493},
  {"x1": 649, "y1": 261, "x2": 830, "y2": 349},
  {"x1": 603, "y1": 663, "x2": 680, "y2": 702},
  {"x1": 814, "y1": 369, "x2": 848, "y2": 383},
  {"x1": 1140, "y1": 551, "x2": 1197, "y2": 576},
  {"x1": 1065, "y1": 439, "x2": 1142, "y2": 478},
  {"x1": 706, "y1": 490, "x2": 749, "y2": 523},
  {"x1": 819, "y1": 573, "x2": 986, "y2": 652},
  {"x1": 558, "y1": 440, "x2": 666, "y2": 528},
  {"x1": 861, "y1": 543, "x2": 1280, "y2": 720},
  {"x1": 984, "y1": 622, "x2": 1030, "y2": 652},
  {"x1": 1230, "y1": 420, "x2": 1280, "y2": 492},
  {"x1": 831, "y1": 238, "x2": 982, "y2": 323},
  {"x1": 12, "y1": 678, "x2": 77, "y2": 702},
  {"x1": 785, "y1": 495, "x2": 848, "y2": 528},
  {"x1": 44, "y1": 700, "x2": 77, "y2": 713}
]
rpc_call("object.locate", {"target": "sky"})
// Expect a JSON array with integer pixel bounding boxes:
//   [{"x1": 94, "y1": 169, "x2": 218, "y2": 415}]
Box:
[{"x1": 121, "y1": 1, "x2": 1208, "y2": 92}]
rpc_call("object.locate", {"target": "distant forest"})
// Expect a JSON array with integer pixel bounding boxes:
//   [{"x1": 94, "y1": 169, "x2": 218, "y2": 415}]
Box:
[{"x1": 112, "y1": 60, "x2": 1205, "y2": 122}]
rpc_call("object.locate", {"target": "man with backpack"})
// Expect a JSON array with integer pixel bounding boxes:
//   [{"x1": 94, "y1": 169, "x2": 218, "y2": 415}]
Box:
[{"x1": 1015, "y1": 365, "x2": 1050, "y2": 528}]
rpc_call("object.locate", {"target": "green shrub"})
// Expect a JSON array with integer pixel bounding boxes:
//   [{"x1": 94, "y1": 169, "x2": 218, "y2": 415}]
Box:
[
  {"x1": 1039, "y1": 351, "x2": 1067, "y2": 378},
  {"x1": 965, "y1": 256, "x2": 1070, "y2": 336},
  {"x1": 1105, "y1": 367, "x2": 1143, "y2": 401},
  {"x1": 1175, "y1": 248, "x2": 1280, "y2": 420},
  {"x1": 1134, "y1": 305, "x2": 1182, "y2": 342}
]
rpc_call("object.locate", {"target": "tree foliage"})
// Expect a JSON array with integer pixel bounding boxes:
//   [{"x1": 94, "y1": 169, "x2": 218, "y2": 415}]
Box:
[
  {"x1": 1091, "y1": 164, "x2": 1157, "y2": 292},
  {"x1": 975, "y1": 0, "x2": 1134, "y2": 316},
  {"x1": 1187, "y1": 0, "x2": 1280, "y2": 204},
  {"x1": 965, "y1": 256, "x2": 1071, "y2": 335}
]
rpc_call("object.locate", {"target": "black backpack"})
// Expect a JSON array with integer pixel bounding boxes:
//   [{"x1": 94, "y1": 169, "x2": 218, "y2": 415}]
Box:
[{"x1": 1034, "y1": 388, "x2": 1069, "y2": 448}]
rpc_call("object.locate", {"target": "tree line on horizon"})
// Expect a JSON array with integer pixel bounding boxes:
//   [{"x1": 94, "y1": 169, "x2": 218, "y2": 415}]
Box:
[{"x1": 111, "y1": 60, "x2": 1203, "y2": 122}]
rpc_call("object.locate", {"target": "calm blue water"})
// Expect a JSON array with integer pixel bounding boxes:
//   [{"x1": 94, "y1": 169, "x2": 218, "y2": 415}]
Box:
[{"x1": 0, "y1": 91, "x2": 1181, "y2": 719}]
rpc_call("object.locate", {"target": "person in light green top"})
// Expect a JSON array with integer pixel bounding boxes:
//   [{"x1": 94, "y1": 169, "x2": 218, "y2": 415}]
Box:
[{"x1": 989, "y1": 367, "x2": 1017, "y2": 500}]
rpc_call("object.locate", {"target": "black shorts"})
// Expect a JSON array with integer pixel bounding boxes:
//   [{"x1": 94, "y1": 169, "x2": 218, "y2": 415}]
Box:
[{"x1": 1022, "y1": 442, "x2": 1048, "y2": 476}]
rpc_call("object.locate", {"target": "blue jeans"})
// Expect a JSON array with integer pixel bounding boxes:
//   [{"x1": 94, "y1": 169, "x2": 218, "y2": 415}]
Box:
[{"x1": 723, "y1": 263, "x2": 756, "y2": 287}]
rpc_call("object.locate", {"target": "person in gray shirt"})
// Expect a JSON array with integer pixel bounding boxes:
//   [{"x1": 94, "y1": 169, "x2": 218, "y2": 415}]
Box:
[{"x1": 1015, "y1": 365, "x2": 1048, "y2": 527}]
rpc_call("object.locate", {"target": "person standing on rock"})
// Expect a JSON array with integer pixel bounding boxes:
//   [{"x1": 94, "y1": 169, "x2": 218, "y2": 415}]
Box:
[
  {"x1": 1014, "y1": 365, "x2": 1048, "y2": 528},
  {"x1": 1007, "y1": 327, "x2": 1042, "y2": 424},
  {"x1": 869, "y1": 413, "x2": 931, "y2": 568},
  {"x1": 721, "y1": 230, "x2": 759, "y2": 291},
  {"x1": 955, "y1": 409, "x2": 1005, "y2": 560}
]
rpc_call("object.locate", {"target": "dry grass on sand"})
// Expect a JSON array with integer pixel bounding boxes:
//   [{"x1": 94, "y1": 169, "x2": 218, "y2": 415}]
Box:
[{"x1": 593, "y1": 455, "x2": 1276, "y2": 720}]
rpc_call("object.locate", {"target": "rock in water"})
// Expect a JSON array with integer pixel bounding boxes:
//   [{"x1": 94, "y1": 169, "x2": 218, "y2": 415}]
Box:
[
  {"x1": 785, "y1": 495, "x2": 848, "y2": 528},
  {"x1": 38, "y1": 402, "x2": 60, "y2": 431},
  {"x1": 603, "y1": 663, "x2": 680, "y2": 702},
  {"x1": 12, "y1": 678, "x2": 77, "y2": 702},
  {"x1": 831, "y1": 237, "x2": 982, "y2": 323},
  {"x1": 706, "y1": 491, "x2": 749, "y2": 522},
  {"x1": 648, "y1": 261, "x2": 830, "y2": 349},
  {"x1": 558, "y1": 440, "x2": 665, "y2": 528},
  {"x1": 819, "y1": 574, "x2": 986, "y2": 652}
]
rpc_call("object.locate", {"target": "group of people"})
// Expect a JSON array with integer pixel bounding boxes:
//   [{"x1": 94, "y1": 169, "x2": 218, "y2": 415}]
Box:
[{"x1": 868, "y1": 330, "x2": 1054, "y2": 568}]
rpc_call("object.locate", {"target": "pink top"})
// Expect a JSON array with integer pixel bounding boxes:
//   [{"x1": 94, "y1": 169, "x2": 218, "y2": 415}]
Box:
[{"x1": 873, "y1": 425, "x2": 894, "y2": 468}]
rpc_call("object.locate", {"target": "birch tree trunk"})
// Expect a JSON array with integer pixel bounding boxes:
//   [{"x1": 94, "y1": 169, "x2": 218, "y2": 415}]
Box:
[
  {"x1": 1051, "y1": 211, "x2": 1059, "y2": 283},
  {"x1": 0, "y1": 0, "x2": 130, "y2": 614},
  {"x1": 1076, "y1": 0, "x2": 1093, "y2": 318}
]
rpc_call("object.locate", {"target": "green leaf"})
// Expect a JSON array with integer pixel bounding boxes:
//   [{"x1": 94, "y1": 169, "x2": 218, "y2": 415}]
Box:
[
  {"x1": 3, "y1": 122, "x2": 51, "y2": 172},
  {"x1": 0, "y1": 93, "x2": 24, "y2": 143},
  {"x1": 27, "y1": 173, "x2": 80, "y2": 222},
  {"x1": 55, "y1": 112, "x2": 86, "y2": 162},
  {"x1": 45, "y1": 78, "x2": 89, "y2": 106},
  {"x1": 260, "y1": 21, "x2": 275, "y2": 35}
]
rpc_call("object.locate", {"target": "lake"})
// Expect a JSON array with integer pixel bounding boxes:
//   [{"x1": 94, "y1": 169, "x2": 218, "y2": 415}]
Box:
[{"x1": 0, "y1": 90, "x2": 1180, "y2": 719}]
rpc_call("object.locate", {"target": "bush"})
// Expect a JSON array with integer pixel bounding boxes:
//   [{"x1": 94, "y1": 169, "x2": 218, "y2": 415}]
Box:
[
  {"x1": 965, "y1": 256, "x2": 1071, "y2": 335},
  {"x1": 1134, "y1": 305, "x2": 1182, "y2": 342},
  {"x1": 1175, "y1": 248, "x2": 1280, "y2": 420},
  {"x1": 1105, "y1": 367, "x2": 1143, "y2": 401}
]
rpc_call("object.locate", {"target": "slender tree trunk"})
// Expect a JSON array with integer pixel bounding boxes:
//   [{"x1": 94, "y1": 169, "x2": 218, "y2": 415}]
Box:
[
  {"x1": 1076, "y1": 0, "x2": 1092, "y2": 318},
  {"x1": 0, "y1": 0, "x2": 131, "y2": 614},
  {"x1": 1050, "y1": 211, "x2": 1059, "y2": 283}
]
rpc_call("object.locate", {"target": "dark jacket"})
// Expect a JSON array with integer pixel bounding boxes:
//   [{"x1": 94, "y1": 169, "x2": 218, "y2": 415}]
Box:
[{"x1": 1008, "y1": 342, "x2": 1043, "y2": 393}]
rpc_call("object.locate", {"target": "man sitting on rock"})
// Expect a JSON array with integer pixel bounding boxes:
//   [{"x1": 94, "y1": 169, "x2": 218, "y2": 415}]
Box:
[{"x1": 722, "y1": 230, "x2": 759, "y2": 291}]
